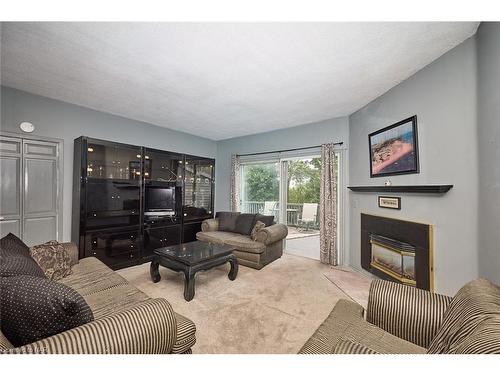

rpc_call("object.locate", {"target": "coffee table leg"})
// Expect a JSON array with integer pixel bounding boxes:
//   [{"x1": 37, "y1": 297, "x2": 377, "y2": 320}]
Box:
[
  {"x1": 183, "y1": 269, "x2": 196, "y2": 302},
  {"x1": 150, "y1": 258, "x2": 161, "y2": 283},
  {"x1": 228, "y1": 255, "x2": 238, "y2": 281}
]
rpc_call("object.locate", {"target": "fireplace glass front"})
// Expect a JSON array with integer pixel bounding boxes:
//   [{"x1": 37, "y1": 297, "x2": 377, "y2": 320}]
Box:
[{"x1": 370, "y1": 234, "x2": 416, "y2": 285}]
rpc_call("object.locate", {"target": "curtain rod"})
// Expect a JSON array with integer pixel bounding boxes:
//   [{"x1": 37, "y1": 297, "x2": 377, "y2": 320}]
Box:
[{"x1": 236, "y1": 142, "x2": 343, "y2": 157}]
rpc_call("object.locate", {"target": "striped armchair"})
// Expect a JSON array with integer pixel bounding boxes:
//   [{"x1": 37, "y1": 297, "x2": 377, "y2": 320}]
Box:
[{"x1": 300, "y1": 278, "x2": 500, "y2": 354}]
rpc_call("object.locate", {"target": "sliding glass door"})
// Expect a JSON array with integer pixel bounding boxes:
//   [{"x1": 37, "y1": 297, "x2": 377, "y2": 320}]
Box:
[
  {"x1": 238, "y1": 151, "x2": 340, "y2": 261},
  {"x1": 240, "y1": 161, "x2": 280, "y2": 217}
]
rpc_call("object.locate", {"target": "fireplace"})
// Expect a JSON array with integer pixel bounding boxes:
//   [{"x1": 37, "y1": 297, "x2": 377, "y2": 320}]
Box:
[
  {"x1": 370, "y1": 234, "x2": 416, "y2": 286},
  {"x1": 361, "y1": 214, "x2": 433, "y2": 291}
]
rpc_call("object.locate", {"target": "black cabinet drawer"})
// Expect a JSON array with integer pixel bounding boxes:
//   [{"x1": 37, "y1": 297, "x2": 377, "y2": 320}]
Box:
[
  {"x1": 182, "y1": 221, "x2": 202, "y2": 243},
  {"x1": 84, "y1": 228, "x2": 141, "y2": 269},
  {"x1": 143, "y1": 224, "x2": 181, "y2": 258}
]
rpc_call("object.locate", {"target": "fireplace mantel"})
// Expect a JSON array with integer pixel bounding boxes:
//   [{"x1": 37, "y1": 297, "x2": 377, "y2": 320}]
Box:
[{"x1": 348, "y1": 185, "x2": 453, "y2": 194}]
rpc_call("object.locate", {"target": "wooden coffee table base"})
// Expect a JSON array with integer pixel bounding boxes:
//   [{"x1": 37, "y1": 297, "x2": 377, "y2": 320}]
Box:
[{"x1": 150, "y1": 253, "x2": 238, "y2": 301}]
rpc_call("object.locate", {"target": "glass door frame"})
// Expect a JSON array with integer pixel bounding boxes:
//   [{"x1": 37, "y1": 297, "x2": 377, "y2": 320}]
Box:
[{"x1": 238, "y1": 147, "x2": 346, "y2": 265}]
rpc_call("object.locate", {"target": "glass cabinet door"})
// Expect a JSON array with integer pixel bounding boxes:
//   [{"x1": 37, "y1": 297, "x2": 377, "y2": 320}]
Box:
[
  {"x1": 143, "y1": 148, "x2": 183, "y2": 185},
  {"x1": 86, "y1": 140, "x2": 143, "y2": 181},
  {"x1": 183, "y1": 156, "x2": 214, "y2": 221}
]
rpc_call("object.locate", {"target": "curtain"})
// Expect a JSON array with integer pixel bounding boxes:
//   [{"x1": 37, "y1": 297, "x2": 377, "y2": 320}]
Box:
[
  {"x1": 230, "y1": 154, "x2": 240, "y2": 211},
  {"x1": 320, "y1": 143, "x2": 338, "y2": 266}
]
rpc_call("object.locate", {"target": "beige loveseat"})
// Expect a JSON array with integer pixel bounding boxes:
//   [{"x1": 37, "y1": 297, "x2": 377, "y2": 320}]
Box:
[
  {"x1": 0, "y1": 243, "x2": 196, "y2": 354},
  {"x1": 300, "y1": 278, "x2": 500, "y2": 354},
  {"x1": 196, "y1": 218, "x2": 288, "y2": 269}
]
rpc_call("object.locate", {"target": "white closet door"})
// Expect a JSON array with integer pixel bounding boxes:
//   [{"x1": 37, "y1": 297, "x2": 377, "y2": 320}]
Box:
[
  {"x1": 0, "y1": 136, "x2": 23, "y2": 238},
  {"x1": 22, "y1": 139, "x2": 60, "y2": 246},
  {"x1": 0, "y1": 135, "x2": 61, "y2": 245}
]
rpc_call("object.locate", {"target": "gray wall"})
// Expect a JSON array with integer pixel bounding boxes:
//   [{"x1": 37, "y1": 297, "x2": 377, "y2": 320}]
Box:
[
  {"x1": 349, "y1": 36, "x2": 478, "y2": 296},
  {"x1": 477, "y1": 23, "x2": 500, "y2": 285},
  {"x1": 0, "y1": 86, "x2": 217, "y2": 242},
  {"x1": 215, "y1": 117, "x2": 349, "y2": 211}
]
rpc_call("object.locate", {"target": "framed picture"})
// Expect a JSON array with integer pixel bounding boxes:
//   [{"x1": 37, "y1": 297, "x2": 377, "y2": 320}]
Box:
[
  {"x1": 369, "y1": 116, "x2": 419, "y2": 178},
  {"x1": 378, "y1": 196, "x2": 401, "y2": 210}
]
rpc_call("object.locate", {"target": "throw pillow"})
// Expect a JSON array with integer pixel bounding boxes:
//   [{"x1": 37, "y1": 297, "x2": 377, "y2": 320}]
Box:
[
  {"x1": 216, "y1": 211, "x2": 240, "y2": 232},
  {"x1": 0, "y1": 233, "x2": 45, "y2": 278},
  {"x1": 0, "y1": 275, "x2": 94, "y2": 347},
  {"x1": 251, "y1": 221, "x2": 266, "y2": 241},
  {"x1": 427, "y1": 278, "x2": 500, "y2": 354},
  {"x1": 30, "y1": 240, "x2": 73, "y2": 281},
  {"x1": 234, "y1": 213, "x2": 257, "y2": 236},
  {"x1": 0, "y1": 255, "x2": 46, "y2": 278},
  {"x1": 254, "y1": 214, "x2": 274, "y2": 227},
  {"x1": 0, "y1": 232, "x2": 30, "y2": 257}
]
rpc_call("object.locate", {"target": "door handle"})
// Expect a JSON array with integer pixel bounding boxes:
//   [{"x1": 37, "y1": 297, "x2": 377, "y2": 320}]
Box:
[{"x1": 0, "y1": 216, "x2": 5, "y2": 221}]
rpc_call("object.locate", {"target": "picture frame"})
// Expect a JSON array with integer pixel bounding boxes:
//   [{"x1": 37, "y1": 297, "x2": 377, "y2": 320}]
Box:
[
  {"x1": 369, "y1": 115, "x2": 419, "y2": 178},
  {"x1": 378, "y1": 196, "x2": 401, "y2": 210}
]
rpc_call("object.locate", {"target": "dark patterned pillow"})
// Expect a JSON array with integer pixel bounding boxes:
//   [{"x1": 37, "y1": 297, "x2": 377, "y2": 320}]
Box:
[
  {"x1": 29, "y1": 240, "x2": 73, "y2": 281},
  {"x1": 0, "y1": 255, "x2": 46, "y2": 278},
  {"x1": 0, "y1": 233, "x2": 30, "y2": 257},
  {"x1": 0, "y1": 275, "x2": 94, "y2": 347}
]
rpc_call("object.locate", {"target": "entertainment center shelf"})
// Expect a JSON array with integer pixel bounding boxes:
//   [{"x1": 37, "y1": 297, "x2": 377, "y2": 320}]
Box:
[
  {"x1": 72, "y1": 136, "x2": 215, "y2": 270},
  {"x1": 347, "y1": 185, "x2": 453, "y2": 194}
]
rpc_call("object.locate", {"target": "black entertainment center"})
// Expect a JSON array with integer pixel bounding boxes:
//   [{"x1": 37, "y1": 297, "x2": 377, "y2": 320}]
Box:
[{"x1": 71, "y1": 136, "x2": 215, "y2": 269}]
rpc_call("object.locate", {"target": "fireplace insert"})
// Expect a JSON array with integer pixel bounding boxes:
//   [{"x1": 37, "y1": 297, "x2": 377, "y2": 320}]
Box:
[{"x1": 370, "y1": 234, "x2": 416, "y2": 286}]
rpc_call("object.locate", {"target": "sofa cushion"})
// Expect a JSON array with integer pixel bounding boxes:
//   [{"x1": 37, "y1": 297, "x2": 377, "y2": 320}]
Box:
[
  {"x1": 196, "y1": 231, "x2": 265, "y2": 254},
  {"x1": 234, "y1": 213, "x2": 257, "y2": 235},
  {"x1": 428, "y1": 278, "x2": 500, "y2": 354},
  {"x1": 0, "y1": 275, "x2": 94, "y2": 347},
  {"x1": 84, "y1": 283, "x2": 151, "y2": 320},
  {"x1": 196, "y1": 230, "x2": 240, "y2": 245},
  {"x1": 225, "y1": 235, "x2": 266, "y2": 254},
  {"x1": 255, "y1": 214, "x2": 274, "y2": 227},
  {"x1": 216, "y1": 211, "x2": 240, "y2": 232},
  {"x1": 59, "y1": 257, "x2": 129, "y2": 296},
  {"x1": 29, "y1": 240, "x2": 73, "y2": 281},
  {"x1": 59, "y1": 257, "x2": 150, "y2": 319}
]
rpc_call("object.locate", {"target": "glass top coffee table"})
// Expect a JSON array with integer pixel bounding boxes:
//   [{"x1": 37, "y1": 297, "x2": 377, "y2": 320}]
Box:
[{"x1": 150, "y1": 241, "x2": 238, "y2": 301}]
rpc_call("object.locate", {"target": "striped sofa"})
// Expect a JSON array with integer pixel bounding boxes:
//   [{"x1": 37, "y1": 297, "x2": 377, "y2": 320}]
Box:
[
  {"x1": 300, "y1": 278, "x2": 500, "y2": 354},
  {"x1": 0, "y1": 243, "x2": 196, "y2": 354}
]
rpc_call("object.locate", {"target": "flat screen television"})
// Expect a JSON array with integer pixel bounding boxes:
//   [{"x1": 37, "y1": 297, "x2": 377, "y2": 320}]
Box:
[{"x1": 145, "y1": 186, "x2": 175, "y2": 214}]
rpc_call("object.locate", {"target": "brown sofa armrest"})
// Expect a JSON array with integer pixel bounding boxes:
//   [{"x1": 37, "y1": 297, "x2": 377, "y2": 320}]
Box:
[
  {"x1": 201, "y1": 218, "x2": 219, "y2": 232},
  {"x1": 62, "y1": 242, "x2": 79, "y2": 266},
  {"x1": 255, "y1": 223, "x2": 288, "y2": 245},
  {"x1": 366, "y1": 279, "x2": 452, "y2": 349},
  {"x1": 6, "y1": 299, "x2": 178, "y2": 354}
]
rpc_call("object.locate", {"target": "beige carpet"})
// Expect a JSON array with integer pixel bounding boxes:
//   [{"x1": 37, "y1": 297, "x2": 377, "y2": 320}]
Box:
[
  {"x1": 323, "y1": 266, "x2": 375, "y2": 309},
  {"x1": 118, "y1": 254, "x2": 371, "y2": 354}
]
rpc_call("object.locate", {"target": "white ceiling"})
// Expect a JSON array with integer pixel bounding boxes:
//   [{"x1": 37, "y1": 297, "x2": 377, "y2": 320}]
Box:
[{"x1": 1, "y1": 22, "x2": 479, "y2": 140}]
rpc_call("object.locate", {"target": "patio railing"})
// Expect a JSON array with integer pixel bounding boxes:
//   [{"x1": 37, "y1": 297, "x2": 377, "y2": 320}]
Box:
[{"x1": 240, "y1": 201, "x2": 320, "y2": 229}]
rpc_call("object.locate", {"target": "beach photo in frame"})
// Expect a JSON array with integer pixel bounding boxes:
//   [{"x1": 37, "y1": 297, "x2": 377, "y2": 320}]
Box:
[{"x1": 369, "y1": 116, "x2": 419, "y2": 177}]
